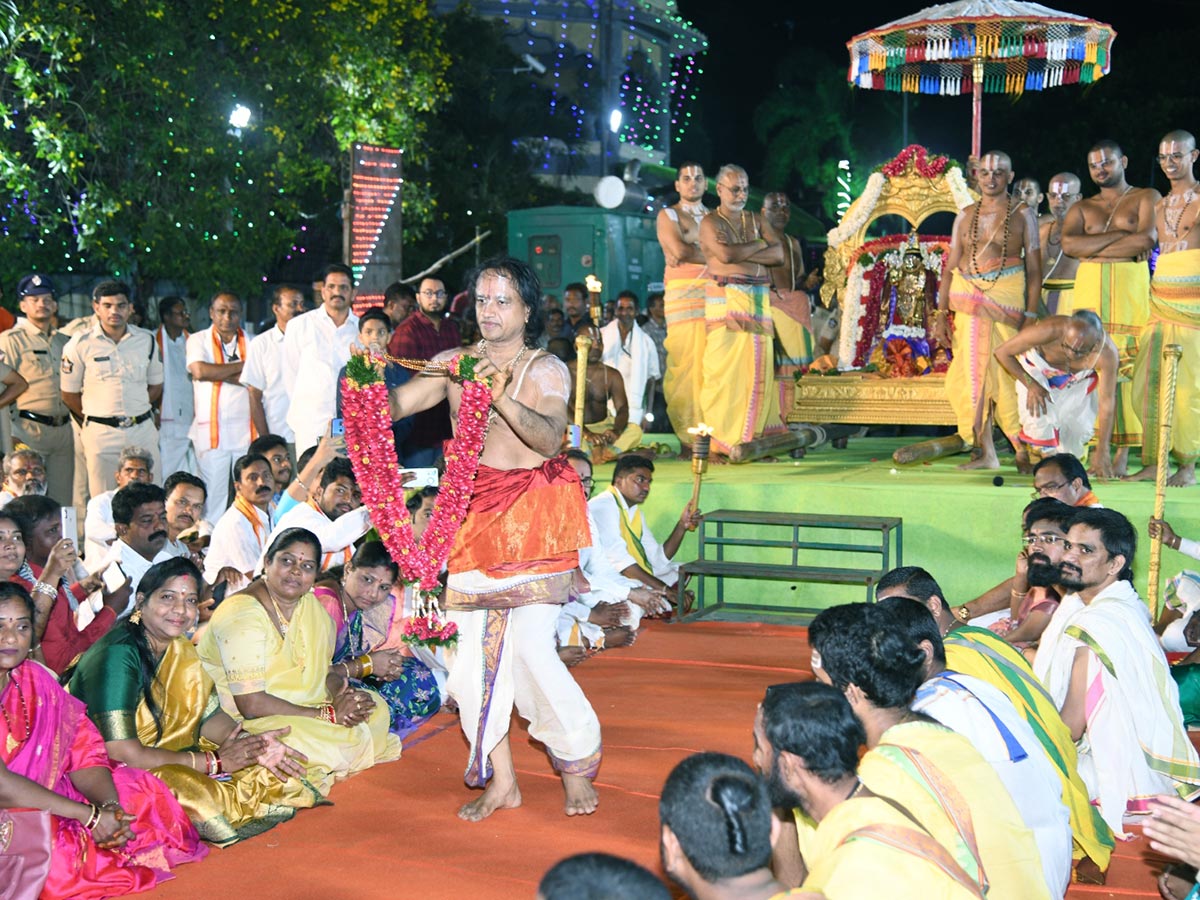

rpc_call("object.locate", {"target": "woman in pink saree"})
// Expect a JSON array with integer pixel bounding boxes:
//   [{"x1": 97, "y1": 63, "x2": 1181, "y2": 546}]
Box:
[{"x1": 0, "y1": 582, "x2": 206, "y2": 898}]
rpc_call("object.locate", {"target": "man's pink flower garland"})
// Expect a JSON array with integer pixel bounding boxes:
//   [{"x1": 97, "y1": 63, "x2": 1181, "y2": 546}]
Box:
[{"x1": 341, "y1": 352, "x2": 491, "y2": 603}]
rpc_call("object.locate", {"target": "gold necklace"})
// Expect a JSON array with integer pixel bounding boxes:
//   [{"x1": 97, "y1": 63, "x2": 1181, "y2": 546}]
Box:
[{"x1": 264, "y1": 582, "x2": 294, "y2": 637}]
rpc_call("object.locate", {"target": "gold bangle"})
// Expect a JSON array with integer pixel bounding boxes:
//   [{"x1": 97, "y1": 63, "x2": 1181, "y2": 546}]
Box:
[
  {"x1": 1010, "y1": 589, "x2": 1028, "y2": 599},
  {"x1": 357, "y1": 654, "x2": 373, "y2": 678}
]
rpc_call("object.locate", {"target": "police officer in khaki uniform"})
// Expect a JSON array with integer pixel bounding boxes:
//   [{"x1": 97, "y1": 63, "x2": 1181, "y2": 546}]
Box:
[
  {"x1": 61, "y1": 281, "x2": 163, "y2": 495},
  {"x1": 0, "y1": 275, "x2": 75, "y2": 504}
]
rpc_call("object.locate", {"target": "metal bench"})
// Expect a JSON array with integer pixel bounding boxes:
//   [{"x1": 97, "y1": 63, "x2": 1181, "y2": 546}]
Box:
[{"x1": 677, "y1": 510, "x2": 903, "y2": 620}]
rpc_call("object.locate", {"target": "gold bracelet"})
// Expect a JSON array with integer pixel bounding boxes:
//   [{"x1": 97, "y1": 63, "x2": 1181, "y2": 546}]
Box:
[
  {"x1": 357, "y1": 654, "x2": 373, "y2": 678},
  {"x1": 1010, "y1": 589, "x2": 1028, "y2": 599}
]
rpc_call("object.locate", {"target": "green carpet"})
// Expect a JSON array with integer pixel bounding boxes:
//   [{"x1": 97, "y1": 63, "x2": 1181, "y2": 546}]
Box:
[{"x1": 607, "y1": 438, "x2": 1200, "y2": 613}]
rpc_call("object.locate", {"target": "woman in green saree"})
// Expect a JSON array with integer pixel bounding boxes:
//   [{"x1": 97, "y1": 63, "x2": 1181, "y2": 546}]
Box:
[{"x1": 68, "y1": 557, "x2": 315, "y2": 847}]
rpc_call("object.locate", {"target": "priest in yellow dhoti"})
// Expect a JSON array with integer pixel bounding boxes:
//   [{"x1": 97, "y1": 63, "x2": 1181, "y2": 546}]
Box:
[
  {"x1": 1129, "y1": 130, "x2": 1200, "y2": 488},
  {"x1": 657, "y1": 163, "x2": 713, "y2": 446},
  {"x1": 763, "y1": 191, "x2": 815, "y2": 413},
  {"x1": 1060, "y1": 139, "x2": 1159, "y2": 472},
  {"x1": 698, "y1": 164, "x2": 786, "y2": 455},
  {"x1": 1040, "y1": 173, "x2": 1083, "y2": 317},
  {"x1": 931, "y1": 151, "x2": 1042, "y2": 471}
]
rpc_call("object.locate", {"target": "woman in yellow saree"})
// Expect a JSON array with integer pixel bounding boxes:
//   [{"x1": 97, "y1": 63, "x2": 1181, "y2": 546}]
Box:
[
  {"x1": 197, "y1": 527, "x2": 400, "y2": 796},
  {"x1": 68, "y1": 557, "x2": 315, "y2": 847}
]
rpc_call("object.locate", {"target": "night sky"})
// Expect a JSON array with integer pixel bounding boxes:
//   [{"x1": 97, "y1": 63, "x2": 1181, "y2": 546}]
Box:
[{"x1": 674, "y1": 0, "x2": 1172, "y2": 183}]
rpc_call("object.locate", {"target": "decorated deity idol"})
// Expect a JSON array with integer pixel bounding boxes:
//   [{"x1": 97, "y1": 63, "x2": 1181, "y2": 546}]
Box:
[{"x1": 870, "y1": 233, "x2": 949, "y2": 377}]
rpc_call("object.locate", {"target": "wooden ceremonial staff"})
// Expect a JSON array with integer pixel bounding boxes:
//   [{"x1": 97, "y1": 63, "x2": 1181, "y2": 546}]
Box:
[
  {"x1": 687, "y1": 423, "x2": 713, "y2": 512},
  {"x1": 1148, "y1": 342, "x2": 1184, "y2": 616}
]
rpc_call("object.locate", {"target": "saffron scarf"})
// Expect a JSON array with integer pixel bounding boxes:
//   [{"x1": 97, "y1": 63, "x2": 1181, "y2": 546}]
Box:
[
  {"x1": 209, "y1": 328, "x2": 253, "y2": 449},
  {"x1": 306, "y1": 497, "x2": 352, "y2": 570},
  {"x1": 233, "y1": 494, "x2": 268, "y2": 551}
]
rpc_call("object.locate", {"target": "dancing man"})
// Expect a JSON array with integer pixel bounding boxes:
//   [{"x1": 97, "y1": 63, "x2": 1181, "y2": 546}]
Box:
[{"x1": 388, "y1": 256, "x2": 599, "y2": 822}]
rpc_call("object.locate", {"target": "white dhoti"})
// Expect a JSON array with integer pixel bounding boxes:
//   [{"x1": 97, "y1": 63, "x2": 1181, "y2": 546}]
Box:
[
  {"x1": 556, "y1": 598, "x2": 646, "y2": 649},
  {"x1": 1015, "y1": 348, "x2": 1098, "y2": 457},
  {"x1": 446, "y1": 596, "x2": 601, "y2": 787}
]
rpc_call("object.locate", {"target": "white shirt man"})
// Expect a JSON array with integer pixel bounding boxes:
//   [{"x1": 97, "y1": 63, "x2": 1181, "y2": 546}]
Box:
[
  {"x1": 260, "y1": 459, "x2": 370, "y2": 573},
  {"x1": 187, "y1": 293, "x2": 254, "y2": 521},
  {"x1": 589, "y1": 461, "x2": 685, "y2": 590},
  {"x1": 82, "y1": 451, "x2": 154, "y2": 563},
  {"x1": 282, "y1": 266, "x2": 360, "y2": 454},
  {"x1": 600, "y1": 295, "x2": 661, "y2": 426},
  {"x1": 155, "y1": 297, "x2": 196, "y2": 477},
  {"x1": 1034, "y1": 510, "x2": 1200, "y2": 837},
  {"x1": 242, "y1": 285, "x2": 307, "y2": 445},
  {"x1": 203, "y1": 456, "x2": 275, "y2": 584}
]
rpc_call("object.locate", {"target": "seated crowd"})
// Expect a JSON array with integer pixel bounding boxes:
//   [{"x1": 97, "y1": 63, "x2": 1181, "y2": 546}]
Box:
[{"x1": 539, "y1": 488, "x2": 1200, "y2": 900}]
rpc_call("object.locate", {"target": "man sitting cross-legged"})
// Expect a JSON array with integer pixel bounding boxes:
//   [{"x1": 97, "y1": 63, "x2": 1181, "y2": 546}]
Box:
[
  {"x1": 754, "y1": 680, "x2": 991, "y2": 899},
  {"x1": 791, "y1": 602, "x2": 1051, "y2": 899},
  {"x1": 874, "y1": 564, "x2": 1114, "y2": 879},
  {"x1": 878, "y1": 596, "x2": 1073, "y2": 895},
  {"x1": 589, "y1": 454, "x2": 700, "y2": 607},
  {"x1": 1034, "y1": 507, "x2": 1200, "y2": 837},
  {"x1": 570, "y1": 324, "x2": 642, "y2": 464},
  {"x1": 555, "y1": 449, "x2": 672, "y2": 666},
  {"x1": 659, "y1": 751, "x2": 787, "y2": 900}
]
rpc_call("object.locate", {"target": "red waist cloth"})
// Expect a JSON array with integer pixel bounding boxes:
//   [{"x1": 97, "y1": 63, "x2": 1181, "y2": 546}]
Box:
[{"x1": 448, "y1": 456, "x2": 590, "y2": 579}]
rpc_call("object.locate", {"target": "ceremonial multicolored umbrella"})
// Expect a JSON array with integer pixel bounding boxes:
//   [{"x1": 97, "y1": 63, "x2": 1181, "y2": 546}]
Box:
[{"x1": 847, "y1": 1, "x2": 1116, "y2": 157}]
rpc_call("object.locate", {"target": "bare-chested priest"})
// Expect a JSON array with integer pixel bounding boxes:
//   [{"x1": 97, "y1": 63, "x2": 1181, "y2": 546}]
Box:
[
  {"x1": 762, "y1": 191, "x2": 817, "y2": 413},
  {"x1": 1040, "y1": 173, "x2": 1083, "y2": 316},
  {"x1": 571, "y1": 324, "x2": 641, "y2": 463},
  {"x1": 993, "y1": 309, "x2": 1119, "y2": 470},
  {"x1": 698, "y1": 164, "x2": 785, "y2": 455},
  {"x1": 1060, "y1": 140, "x2": 1159, "y2": 476},
  {"x1": 1129, "y1": 130, "x2": 1200, "y2": 487},
  {"x1": 657, "y1": 163, "x2": 711, "y2": 450},
  {"x1": 389, "y1": 256, "x2": 599, "y2": 821},
  {"x1": 930, "y1": 150, "x2": 1041, "y2": 471}
]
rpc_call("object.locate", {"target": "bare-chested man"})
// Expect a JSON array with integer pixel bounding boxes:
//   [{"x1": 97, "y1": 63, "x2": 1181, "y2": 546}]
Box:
[
  {"x1": 1129, "y1": 130, "x2": 1200, "y2": 487},
  {"x1": 1060, "y1": 139, "x2": 1160, "y2": 476},
  {"x1": 762, "y1": 191, "x2": 815, "y2": 413},
  {"x1": 389, "y1": 256, "x2": 599, "y2": 821},
  {"x1": 1040, "y1": 173, "x2": 1083, "y2": 316},
  {"x1": 1015, "y1": 176, "x2": 1052, "y2": 227},
  {"x1": 571, "y1": 323, "x2": 640, "y2": 463},
  {"x1": 994, "y1": 309, "x2": 1119, "y2": 470},
  {"x1": 657, "y1": 163, "x2": 711, "y2": 448},
  {"x1": 930, "y1": 150, "x2": 1041, "y2": 471},
  {"x1": 698, "y1": 164, "x2": 785, "y2": 455}
]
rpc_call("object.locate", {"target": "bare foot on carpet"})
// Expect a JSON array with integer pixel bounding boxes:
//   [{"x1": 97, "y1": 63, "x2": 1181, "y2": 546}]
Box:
[
  {"x1": 1015, "y1": 449, "x2": 1034, "y2": 475},
  {"x1": 958, "y1": 448, "x2": 1000, "y2": 470},
  {"x1": 1158, "y1": 867, "x2": 1195, "y2": 900},
  {"x1": 458, "y1": 779, "x2": 522, "y2": 822},
  {"x1": 562, "y1": 773, "x2": 599, "y2": 816},
  {"x1": 1170, "y1": 463, "x2": 1198, "y2": 487},
  {"x1": 1123, "y1": 464, "x2": 1157, "y2": 482},
  {"x1": 557, "y1": 646, "x2": 588, "y2": 668},
  {"x1": 602, "y1": 625, "x2": 636, "y2": 648}
]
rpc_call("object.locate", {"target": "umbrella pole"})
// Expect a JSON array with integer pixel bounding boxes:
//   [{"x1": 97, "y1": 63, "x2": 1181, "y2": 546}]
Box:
[{"x1": 971, "y1": 55, "x2": 983, "y2": 159}]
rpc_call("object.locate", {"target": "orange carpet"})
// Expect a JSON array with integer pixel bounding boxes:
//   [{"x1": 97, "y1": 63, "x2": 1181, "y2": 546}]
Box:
[{"x1": 151, "y1": 621, "x2": 1171, "y2": 899}]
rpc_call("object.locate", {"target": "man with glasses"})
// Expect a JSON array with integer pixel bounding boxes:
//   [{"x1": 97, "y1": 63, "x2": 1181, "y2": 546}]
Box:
[
  {"x1": 1060, "y1": 140, "x2": 1160, "y2": 477},
  {"x1": 1129, "y1": 130, "x2": 1200, "y2": 488},
  {"x1": 698, "y1": 164, "x2": 785, "y2": 455},
  {"x1": 992, "y1": 309, "x2": 1119, "y2": 463},
  {"x1": 1034, "y1": 508, "x2": 1200, "y2": 837},
  {"x1": 0, "y1": 447, "x2": 47, "y2": 507},
  {"x1": 387, "y1": 275, "x2": 460, "y2": 467},
  {"x1": 874, "y1": 563, "x2": 1115, "y2": 878},
  {"x1": 1032, "y1": 453, "x2": 1102, "y2": 507},
  {"x1": 1039, "y1": 174, "x2": 1083, "y2": 316}
]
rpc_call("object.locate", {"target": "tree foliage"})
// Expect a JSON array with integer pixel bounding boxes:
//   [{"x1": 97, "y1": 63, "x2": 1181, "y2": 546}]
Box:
[{"x1": 0, "y1": 0, "x2": 450, "y2": 297}]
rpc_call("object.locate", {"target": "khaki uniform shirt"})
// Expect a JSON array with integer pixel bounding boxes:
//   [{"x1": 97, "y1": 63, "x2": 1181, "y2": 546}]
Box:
[
  {"x1": 0, "y1": 318, "x2": 70, "y2": 417},
  {"x1": 61, "y1": 322, "x2": 163, "y2": 418}
]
